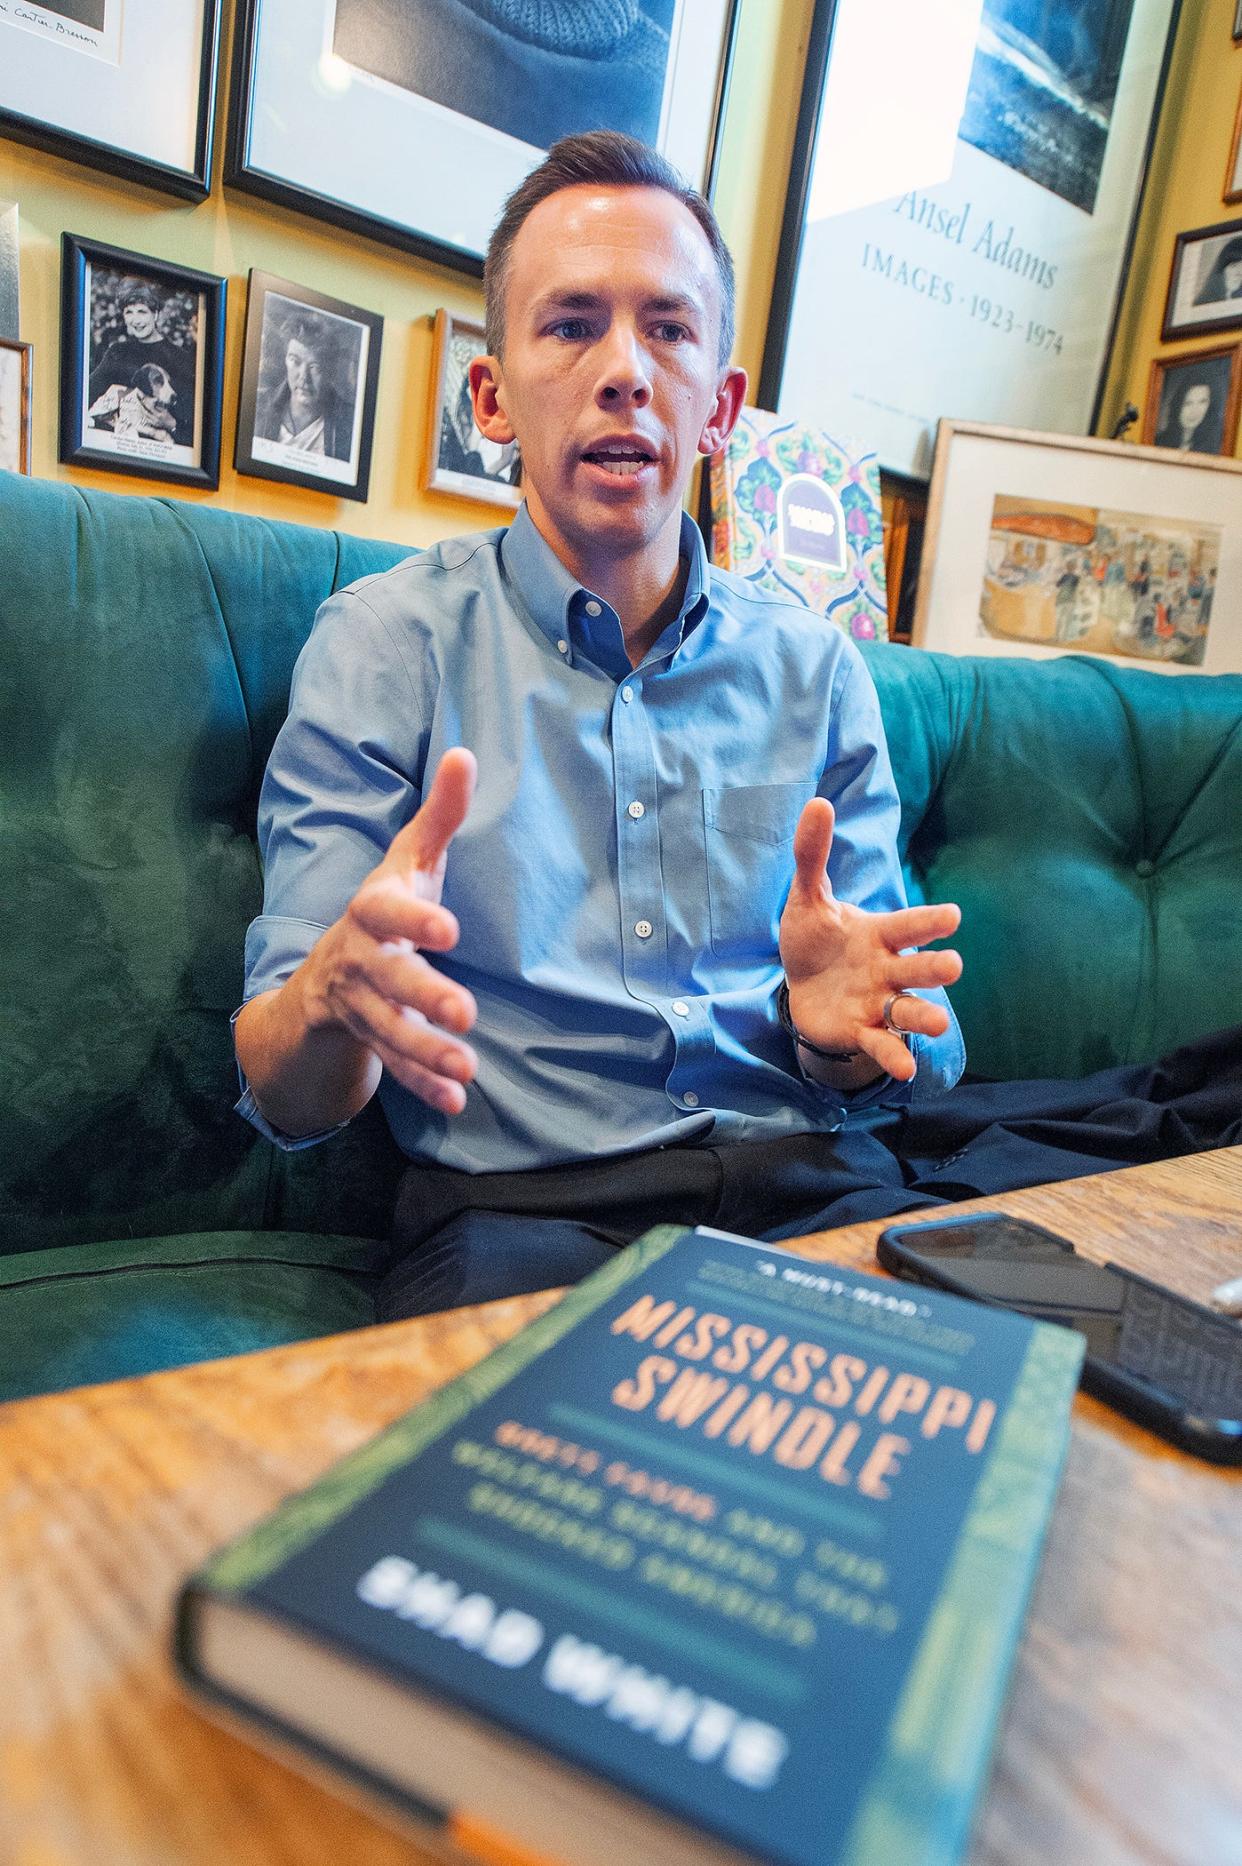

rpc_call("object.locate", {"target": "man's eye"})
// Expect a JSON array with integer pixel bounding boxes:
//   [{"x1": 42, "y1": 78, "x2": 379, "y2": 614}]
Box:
[
  {"x1": 652, "y1": 322, "x2": 689, "y2": 343},
  {"x1": 550, "y1": 318, "x2": 591, "y2": 340}
]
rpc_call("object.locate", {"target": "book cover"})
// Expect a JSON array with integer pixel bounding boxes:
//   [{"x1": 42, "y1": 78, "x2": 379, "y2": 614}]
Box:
[
  {"x1": 175, "y1": 1225, "x2": 1083, "y2": 1866},
  {"x1": 709, "y1": 407, "x2": 890, "y2": 641}
]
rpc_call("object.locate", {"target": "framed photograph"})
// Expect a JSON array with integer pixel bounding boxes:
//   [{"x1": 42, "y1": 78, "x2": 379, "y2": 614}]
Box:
[
  {"x1": 1161, "y1": 218, "x2": 1242, "y2": 340},
  {"x1": 760, "y1": 0, "x2": 1182, "y2": 479},
  {"x1": 59, "y1": 234, "x2": 226, "y2": 489},
  {"x1": 235, "y1": 271, "x2": 383, "y2": 502},
  {"x1": 0, "y1": 1, "x2": 221, "y2": 200},
  {"x1": 1143, "y1": 344, "x2": 1242, "y2": 456},
  {"x1": 226, "y1": 0, "x2": 739, "y2": 275},
  {"x1": 912, "y1": 420, "x2": 1242, "y2": 674},
  {"x1": 0, "y1": 335, "x2": 32, "y2": 474},
  {"x1": 423, "y1": 311, "x2": 520, "y2": 510},
  {"x1": 0, "y1": 201, "x2": 17, "y2": 341},
  {"x1": 1226, "y1": 83, "x2": 1242, "y2": 205},
  {"x1": 1235, "y1": 0, "x2": 1242, "y2": 41}
]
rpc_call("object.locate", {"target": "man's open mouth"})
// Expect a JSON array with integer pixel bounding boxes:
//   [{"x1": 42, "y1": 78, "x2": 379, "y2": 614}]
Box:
[{"x1": 581, "y1": 443, "x2": 656, "y2": 476}]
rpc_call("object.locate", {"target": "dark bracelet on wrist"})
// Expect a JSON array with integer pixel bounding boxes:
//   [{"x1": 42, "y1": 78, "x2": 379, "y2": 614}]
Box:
[{"x1": 776, "y1": 981, "x2": 859, "y2": 1064}]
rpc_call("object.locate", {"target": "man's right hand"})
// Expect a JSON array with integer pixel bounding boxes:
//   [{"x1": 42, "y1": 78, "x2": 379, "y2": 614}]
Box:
[{"x1": 299, "y1": 747, "x2": 480, "y2": 1115}]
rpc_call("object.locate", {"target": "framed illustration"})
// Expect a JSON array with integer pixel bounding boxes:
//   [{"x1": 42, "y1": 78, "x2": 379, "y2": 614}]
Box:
[
  {"x1": 1143, "y1": 344, "x2": 1242, "y2": 456},
  {"x1": 59, "y1": 234, "x2": 226, "y2": 490},
  {"x1": 1226, "y1": 82, "x2": 1242, "y2": 205},
  {"x1": 226, "y1": 0, "x2": 739, "y2": 275},
  {"x1": 1162, "y1": 218, "x2": 1242, "y2": 340},
  {"x1": 0, "y1": 335, "x2": 32, "y2": 474},
  {"x1": 0, "y1": 201, "x2": 17, "y2": 341},
  {"x1": 760, "y1": 0, "x2": 1182, "y2": 479},
  {"x1": 423, "y1": 310, "x2": 520, "y2": 510},
  {"x1": 235, "y1": 271, "x2": 383, "y2": 502},
  {"x1": 912, "y1": 419, "x2": 1242, "y2": 675},
  {"x1": 0, "y1": 1, "x2": 221, "y2": 200}
]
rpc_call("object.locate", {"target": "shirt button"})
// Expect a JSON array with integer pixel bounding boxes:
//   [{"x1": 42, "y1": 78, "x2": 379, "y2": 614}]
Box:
[
  {"x1": 584, "y1": 599, "x2": 602, "y2": 617},
  {"x1": 627, "y1": 800, "x2": 645, "y2": 819},
  {"x1": 683, "y1": 1091, "x2": 700, "y2": 1108},
  {"x1": 556, "y1": 639, "x2": 569, "y2": 654},
  {"x1": 671, "y1": 1000, "x2": 689, "y2": 1017},
  {"x1": 620, "y1": 686, "x2": 633, "y2": 703},
  {"x1": 635, "y1": 919, "x2": 653, "y2": 939}
]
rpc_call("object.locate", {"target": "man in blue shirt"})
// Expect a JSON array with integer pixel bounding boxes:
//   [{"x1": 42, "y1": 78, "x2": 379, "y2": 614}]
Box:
[{"x1": 235, "y1": 132, "x2": 965, "y2": 1314}]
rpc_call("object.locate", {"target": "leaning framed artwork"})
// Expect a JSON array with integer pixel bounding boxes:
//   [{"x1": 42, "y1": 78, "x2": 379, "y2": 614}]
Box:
[
  {"x1": 226, "y1": 0, "x2": 739, "y2": 274},
  {"x1": 1143, "y1": 344, "x2": 1242, "y2": 457},
  {"x1": 59, "y1": 234, "x2": 226, "y2": 490},
  {"x1": 1161, "y1": 218, "x2": 1242, "y2": 340},
  {"x1": 0, "y1": 0, "x2": 222, "y2": 199},
  {"x1": 0, "y1": 335, "x2": 32, "y2": 474},
  {"x1": 912, "y1": 420, "x2": 1242, "y2": 675},
  {"x1": 760, "y1": 0, "x2": 1182, "y2": 479},
  {"x1": 423, "y1": 310, "x2": 521, "y2": 510},
  {"x1": 235, "y1": 271, "x2": 384, "y2": 502}
]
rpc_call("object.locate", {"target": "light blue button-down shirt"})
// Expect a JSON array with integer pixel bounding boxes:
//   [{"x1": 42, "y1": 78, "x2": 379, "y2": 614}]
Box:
[{"x1": 238, "y1": 505, "x2": 963, "y2": 1169}]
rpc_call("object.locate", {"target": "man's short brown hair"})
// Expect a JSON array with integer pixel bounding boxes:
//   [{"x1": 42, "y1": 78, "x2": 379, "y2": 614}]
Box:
[{"x1": 483, "y1": 131, "x2": 735, "y2": 366}]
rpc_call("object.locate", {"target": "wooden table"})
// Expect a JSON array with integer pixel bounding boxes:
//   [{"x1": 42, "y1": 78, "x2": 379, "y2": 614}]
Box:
[{"x1": 2, "y1": 1151, "x2": 1241, "y2": 1866}]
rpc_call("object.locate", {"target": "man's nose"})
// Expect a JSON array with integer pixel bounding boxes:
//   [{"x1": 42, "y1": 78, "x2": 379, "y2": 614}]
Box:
[{"x1": 595, "y1": 326, "x2": 652, "y2": 406}]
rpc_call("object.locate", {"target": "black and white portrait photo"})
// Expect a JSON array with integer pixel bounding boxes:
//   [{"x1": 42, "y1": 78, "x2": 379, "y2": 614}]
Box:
[
  {"x1": 1163, "y1": 220, "x2": 1242, "y2": 341},
  {"x1": 60, "y1": 234, "x2": 225, "y2": 489},
  {"x1": 332, "y1": 0, "x2": 676, "y2": 153},
  {"x1": 424, "y1": 311, "x2": 520, "y2": 509},
  {"x1": 1145, "y1": 346, "x2": 1241, "y2": 458},
  {"x1": 235, "y1": 272, "x2": 383, "y2": 502}
]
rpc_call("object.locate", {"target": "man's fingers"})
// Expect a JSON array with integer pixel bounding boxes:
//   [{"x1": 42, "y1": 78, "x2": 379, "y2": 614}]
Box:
[
  {"x1": 881, "y1": 901, "x2": 962, "y2": 952},
  {"x1": 351, "y1": 885, "x2": 461, "y2": 953},
  {"x1": 857, "y1": 1025, "x2": 917, "y2": 1084},
  {"x1": 891, "y1": 948, "x2": 963, "y2": 992},
  {"x1": 386, "y1": 747, "x2": 478, "y2": 877},
  {"x1": 883, "y1": 992, "x2": 951, "y2": 1040},
  {"x1": 362, "y1": 942, "x2": 477, "y2": 1033},
  {"x1": 332, "y1": 978, "x2": 477, "y2": 1112},
  {"x1": 792, "y1": 797, "x2": 835, "y2": 896}
]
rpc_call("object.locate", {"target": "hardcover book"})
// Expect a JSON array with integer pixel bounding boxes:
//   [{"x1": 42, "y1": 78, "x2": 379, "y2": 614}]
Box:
[
  {"x1": 175, "y1": 1224, "x2": 1083, "y2": 1866},
  {"x1": 708, "y1": 406, "x2": 890, "y2": 641}
]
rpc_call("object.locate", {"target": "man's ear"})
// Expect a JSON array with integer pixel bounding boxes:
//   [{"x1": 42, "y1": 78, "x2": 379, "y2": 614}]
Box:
[
  {"x1": 698, "y1": 364, "x2": 748, "y2": 457},
  {"x1": 470, "y1": 354, "x2": 515, "y2": 445}
]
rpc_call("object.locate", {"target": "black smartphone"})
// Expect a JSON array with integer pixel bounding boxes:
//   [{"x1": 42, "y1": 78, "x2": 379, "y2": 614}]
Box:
[{"x1": 876, "y1": 1213, "x2": 1242, "y2": 1464}]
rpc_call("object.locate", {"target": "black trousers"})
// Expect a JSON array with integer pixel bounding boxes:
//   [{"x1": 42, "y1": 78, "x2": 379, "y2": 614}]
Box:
[{"x1": 377, "y1": 1024, "x2": 1242, "y2": 1323}]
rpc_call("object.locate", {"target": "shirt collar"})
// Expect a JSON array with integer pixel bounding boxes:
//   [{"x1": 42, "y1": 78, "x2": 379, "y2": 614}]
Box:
[{"x1": 500, "y1": 503, "x2": 711, "y2": 677}]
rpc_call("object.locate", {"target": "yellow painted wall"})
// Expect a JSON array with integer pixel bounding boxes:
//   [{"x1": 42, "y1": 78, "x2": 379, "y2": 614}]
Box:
[
  {"x1": 1099, "y1": 0, "x2": 1242, "y2": 453},
  {"x1": 1, "y1": 0, "x2": 815, "y2": 547}
]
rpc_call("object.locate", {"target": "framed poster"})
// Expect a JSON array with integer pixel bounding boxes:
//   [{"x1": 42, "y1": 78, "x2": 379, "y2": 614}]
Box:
[
  {"x1": 423, "y1": 310, "x2": 521, "y2": 509},
  {"x1": 60, "y1": 234, "x2": 226, "y2": 490},
  {"x1": 0, "y1": 335, "x2": 32, "y2": 473},
  {"x1": 913, "y1": 420, "x2": 1242, "y2": 674},
  {"x1": 760, "y1": 0, "x2": 1182, "y2": 480},
  {"x1": 235, "y1": 271, "x2": 383, "y2": 502},
  {"x1": 226, "y1": 0, "x2": 739, "y2": 275},
  {"x1": 1162, "y1": 217, "x2": 1242, "y2": 341},
  {"x1": 0, "y1": 0, "x2": 222, "y2": 200},
  {"x1": 1143, "y1": 344, "x2": 1241, "y2": 456}
]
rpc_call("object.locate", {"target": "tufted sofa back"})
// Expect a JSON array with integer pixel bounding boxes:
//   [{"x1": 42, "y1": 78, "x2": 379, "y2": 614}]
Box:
[{"x1": 2, "y1": 473, "x2": 1239, "y2": 1256}]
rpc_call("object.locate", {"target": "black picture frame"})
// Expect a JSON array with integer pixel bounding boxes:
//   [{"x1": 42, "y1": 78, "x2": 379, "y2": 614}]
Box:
[
  {"x1": 0, "y1": 1, "x2": 222, "y2": 202},
  {"x1": 59, "y1": 233, "x2": 226, "y2": 490},
  {"x1": 1163, "y1": 216, "x2": 1242, "y2": 340},
  {"x1": 759, "y1": 0, "x2": 1183, "y2": 478},
  {"x1": 225, "y1": 0, "x2": 740, "y2": 276},
  {"x1": 234, "y1": 270, "x2": 384, "y2": 503}
]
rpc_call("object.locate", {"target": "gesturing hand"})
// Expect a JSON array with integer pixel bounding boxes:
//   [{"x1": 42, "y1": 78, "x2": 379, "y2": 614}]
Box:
[
  {"x1": 301, "y1": 747, "x2": 480, "y2": 1114},
  {"x1": 778, "y1": 797, "x2": 962, "y2": 1084}
]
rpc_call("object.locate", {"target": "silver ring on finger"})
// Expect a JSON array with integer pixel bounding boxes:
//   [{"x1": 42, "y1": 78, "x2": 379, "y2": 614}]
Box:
[{"x1": 882, "y1": 991, "x2": 916, "y2": 1035}]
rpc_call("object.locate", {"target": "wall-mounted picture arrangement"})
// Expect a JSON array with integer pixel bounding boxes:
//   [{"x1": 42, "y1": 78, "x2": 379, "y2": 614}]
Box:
[
  {"x1": 1162, "y1": 218, "x2": 1242, "y2": 340},
  {"x1": 761, "y1": 0, "x2": 1181, "y2": 479},
  {"x1": 234, "y1": 271, "x2": 383, "y2": 502},
  {"x1": 0, "y1": 335, "x2": 32, "y2": 474},
  {"x1": 423, "y1": 311, "x2": 520, "y2": 510},
  {"x1": 226, "y1": 0, "x2": 739, "y2": 275},
  {"x1": 0, "y1": 0, "x2": 222, "y2": 199},
  {"x1": 59, "y1": 234, "x2": 226, "y2": 489},
  {"x1": 1143, "y1": 344, "x2": 1241, "y2": 457},
  {"x1": 912, "y1": 420, "x2": 1242, "y2": 675}
]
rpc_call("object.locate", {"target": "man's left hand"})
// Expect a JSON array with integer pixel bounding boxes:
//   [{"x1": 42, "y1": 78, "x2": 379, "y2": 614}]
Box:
[{"x1": 779, "y1": 797, "x2": 962, "y2": 1084}]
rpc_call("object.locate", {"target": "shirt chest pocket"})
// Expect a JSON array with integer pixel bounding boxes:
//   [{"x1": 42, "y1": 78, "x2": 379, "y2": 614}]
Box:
[{"x1": 701, "y1": 782, "x2": 810, "y2": 962}]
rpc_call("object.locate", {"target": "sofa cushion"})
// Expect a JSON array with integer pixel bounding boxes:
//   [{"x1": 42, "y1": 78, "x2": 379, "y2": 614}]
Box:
[{"x1": 0, "y1": 1230, "x2": 395, "y2": 1404}]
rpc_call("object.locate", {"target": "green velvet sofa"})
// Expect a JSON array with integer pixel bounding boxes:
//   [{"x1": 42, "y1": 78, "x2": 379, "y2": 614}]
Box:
[{"x1": 3, "y1": 471, "x2": 1240, "y2": 1403}]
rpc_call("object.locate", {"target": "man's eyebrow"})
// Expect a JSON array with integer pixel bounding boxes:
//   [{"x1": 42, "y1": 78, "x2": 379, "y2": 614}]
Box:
[{"x1": 530, "y1": 289, "x2": 706, "y2": 319}]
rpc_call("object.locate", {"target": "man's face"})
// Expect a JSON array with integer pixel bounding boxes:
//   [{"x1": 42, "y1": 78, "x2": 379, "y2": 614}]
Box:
[
  {"x1": 1224, "y1": 259, "x2": 1242, "y2": 296},
  {"x1": 285, "y1": 338, "x2": 323, "y2": 404},
  {"x1": 473, "y1": 185, "x2": 744, "y2": 568},
  {"x1": 123, "y1": 300, "x2": 158, "y2": 341},
  {"x1": 1181, "y1": 383, "x2": 1211, "y2": 428}
]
